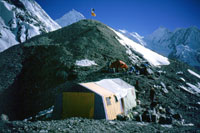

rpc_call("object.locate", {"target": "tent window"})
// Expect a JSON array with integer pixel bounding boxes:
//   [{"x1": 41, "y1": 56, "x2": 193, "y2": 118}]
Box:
[
  {"x1": 106, "y1": 97, "x2": 111, "y2": 105},
  {"x1": 114, "y1": 95, "x2": 118, "y2": 102}
]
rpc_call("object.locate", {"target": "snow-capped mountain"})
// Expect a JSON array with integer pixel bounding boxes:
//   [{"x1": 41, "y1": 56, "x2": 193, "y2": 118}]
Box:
[
  {"x1": 144, "y1": 26, "x2": 200, "y2": 70},
  {"x1": 144, "y1": 27, "x2": 173, "y2": 57},
  {"x1": 118, "y1": 29, "x2": 147, "y2": 46},
  {"x1": 55, "y1": 9, "x2": 85, "y2": 27},
  {"x1": 120, "y1": 26, "x2": 200, "y2": 70},
  {"x1": 0, "y1": 0, "x2": 60, "y2": 52}
]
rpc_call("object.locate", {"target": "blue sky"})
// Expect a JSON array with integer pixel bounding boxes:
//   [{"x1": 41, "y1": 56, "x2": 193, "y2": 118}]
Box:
[{"x1": 35, "y1": 0, "x2": 200, "y2": 35}]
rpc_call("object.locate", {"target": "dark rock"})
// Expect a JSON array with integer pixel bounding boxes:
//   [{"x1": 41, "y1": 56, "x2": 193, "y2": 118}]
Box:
[
  {"x1": 116, "y1": 114, "x2": 128, "y2": 121},
  {"x1": 136, "y1": 114, "x2": 142, "y2": 122},
  {"x1": 172, "y1": 113, "x2": 182, "y2": 121},
  {"x1": 159, "y1": 115, "x2": 172, "y2": 124},
  {"x1": 142, "y1": 111, "x2": 151, "y2": 122},
  {"x1": 166, "y1": 107, "x2": 175, "y2": 115},
  {"x1": 0, "y1": 114, "x2": 9, "y2": 122},
  {"x1": 151, "y1": 114, "x2": 159, "y2": 123}
]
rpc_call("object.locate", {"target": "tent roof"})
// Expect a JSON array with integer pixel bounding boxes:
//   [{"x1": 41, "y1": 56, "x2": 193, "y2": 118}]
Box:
[
  {"x1": 80, "y1": 78, "x2": 135, "y2": 100},
  {"x1": 111, "y1": 78, "x2": 134, "y2": 89},
  {"x1": 80, "y1": 82, "x2": 113, "y2": 97}
]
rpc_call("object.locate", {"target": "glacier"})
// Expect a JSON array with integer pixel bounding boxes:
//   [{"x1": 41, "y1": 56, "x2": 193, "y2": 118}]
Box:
[{"x1": 0, "y1": 0, "x2": 60, "y2": 52}]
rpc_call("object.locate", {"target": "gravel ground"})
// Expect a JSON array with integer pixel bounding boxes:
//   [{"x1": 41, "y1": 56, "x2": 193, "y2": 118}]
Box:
[{"x1": 1, "y1": 118, "x2": 199, "y2": 133}]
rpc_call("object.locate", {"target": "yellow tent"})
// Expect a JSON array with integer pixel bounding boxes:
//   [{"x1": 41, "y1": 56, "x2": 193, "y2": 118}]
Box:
[
  {"x1": 53, "y1": 78, "x2": 137, "y2": 120},
  {"x1": 53, "y1": 82, "x2": 122, "y2": 120}
]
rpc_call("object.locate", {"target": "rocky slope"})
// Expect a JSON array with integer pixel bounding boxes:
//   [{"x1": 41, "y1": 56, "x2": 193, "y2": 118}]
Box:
[
  {"x1": 55, "y1": 9, "x2": 85, "y2": 27},
  {"x1": 0, "y1": 0, "x2": 60, "y2": 52},
  {"x1": 0, "y1": 19, "x2": 200, "y2": 132}
]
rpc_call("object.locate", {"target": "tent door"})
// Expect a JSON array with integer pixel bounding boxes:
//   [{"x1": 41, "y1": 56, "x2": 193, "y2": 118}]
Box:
[{"x1": 62, "y1": 92, "x2": 95, "y2": 119}]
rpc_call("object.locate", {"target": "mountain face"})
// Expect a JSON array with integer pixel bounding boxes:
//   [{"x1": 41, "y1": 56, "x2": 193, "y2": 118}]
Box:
[
  {"x1": 55, "y1": 9, "x2": 85, "y2": 27},
  {"x1": 118, "y1": 29, "x2": 147, "y2": 46},
  {"x1": 144, "y1": 26, "x2": 200, "y2": 70},
  {"x1": 120, "y1": 27, "x2": 200, "y2": 70},
  {"x1": 0, "y1": 0, "x2": 60, "y2": 52}
]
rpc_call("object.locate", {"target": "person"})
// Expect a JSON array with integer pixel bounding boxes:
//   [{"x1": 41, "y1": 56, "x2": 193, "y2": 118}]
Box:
[
  {"x1": 150, "y1": 87, "x2": 155, "y2": 103},
  {"x1": 135, "y1": 80, "x2": 139, "y2": 89},
  {"x1": 128, "y1": 66, "x2": 135, "y2": 74}
]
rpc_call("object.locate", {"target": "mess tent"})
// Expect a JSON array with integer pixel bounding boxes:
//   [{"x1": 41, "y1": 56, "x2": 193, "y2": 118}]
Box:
[{"x1": 53, "y1": 78, "x2": 137, "y2": 120}]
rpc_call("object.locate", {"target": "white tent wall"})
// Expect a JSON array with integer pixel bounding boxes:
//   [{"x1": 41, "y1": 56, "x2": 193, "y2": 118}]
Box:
[
  {"x1": 95, "y1": 79, "x2": 127, "y2": 100},
  {"x1": 94, "y1": 78, "x2": 137, "y2": 114},
  {"x1": 123, "y1": 88, "x2": 137, "y2": 114}
]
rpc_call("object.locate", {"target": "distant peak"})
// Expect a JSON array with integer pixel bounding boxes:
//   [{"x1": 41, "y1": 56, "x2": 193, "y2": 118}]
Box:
[
  {"x1": 152, "y1": 26, "x2": 171, "y2": 35},
  {"x1": 156, "y1": 26, "x2": 169, "y2": 32},
  {"x1": 174, "y1": 26, "x2": 200, "y2": 33},
  {"x1": 188, "y1": 26, "x2": 199, "y2": 31},
  {"x1": 69, "y1": 9, "x2": 80, "y2": 13},
  {"x1": 55, "y1": 9, "x2": 86, "y2": 27},
  {"x1": 60, "y1": 9, "x2": 85, "y2": 18}
]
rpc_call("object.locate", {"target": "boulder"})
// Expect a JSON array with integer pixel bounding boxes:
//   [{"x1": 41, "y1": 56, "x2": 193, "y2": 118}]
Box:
[
  {"x1": 172, "y1": 113, "x2": 182, "y2": 121},
  {"x1": 142, "y1": 111, "x2": 151, "y2": 122},
  {"x1": 166, "y1": 107, "x2": 175, "y2": 115},
  {"x1": 136, "y1": 114, "x2": 142, "y2": 122},
  {"x1": 146, "y1": 68, "x2": 154, "y2": 75},
  {"x1": 151, "y1": 114, "x2": 159, "y2": 123},
  {"x1": 0, "y1": 114, "x2": 9, "y2": 122},
  {"x1": 116, "y1": 114, "x2": 128, "y2": 121},
  {"x1": 159, "y1": 115, "x2": 172, "y2": 124}
]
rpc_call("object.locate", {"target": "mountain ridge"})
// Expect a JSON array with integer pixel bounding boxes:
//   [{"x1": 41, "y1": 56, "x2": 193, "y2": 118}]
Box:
[
  {"x1": 0, "y1": 0, "x2": 60, "y2": 52},
  {"x1": 119, "y1": 26, "x2": 200, "y2": 70},
  {"x1": 55, "y1": 9, "x2": 85, "y2": 27}
]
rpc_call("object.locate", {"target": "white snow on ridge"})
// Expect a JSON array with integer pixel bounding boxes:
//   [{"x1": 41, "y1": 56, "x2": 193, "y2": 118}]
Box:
[
  {"x1": 0, "y1": 0, "x2": 60, "y2": 52},
  {"x1": 112, "y1": 28, "x2": 170, "y2": 66},
  {"x1": 118, "y1": 29, "x2": 147, "y2": 46},
  {"x1": 75, "y1": 59, "x2": 97, "y2": 67},
  {"x1": 179, "y1": 85, "x2": 195, "y2": 94},
  {"x1": 186, "y1": 83, "x2": 200, "y2": 93},
  {"x1": 20, "y1": 0, "x2": 60, "y2": 31},
  {"x1": 188, "y1": 69, "x2": 200, "y2": 79}
]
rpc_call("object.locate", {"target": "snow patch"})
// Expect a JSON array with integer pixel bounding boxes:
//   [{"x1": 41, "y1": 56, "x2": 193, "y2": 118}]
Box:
[
  {"x1": 188, "y1": 69, "x2": 200, "y2": 79},
  {"x1": 111, "y1": 28, "x2": 170, "y2": 66},
  {"x1": 176, "y1": 71, "x2": 183, "y2": 75},
  {"x1": 186, "y1": 83, "x2": 200, "y2": 93},
  {"x1": 75, "y1": 59, "x2": 97, "y2": 67},
  {"x1": 160, "y1": 82, "x2": 168, "y2": 93},
  {"x1": 136, "y1": 122, "x2": 149, "y2": 126},
  {"x1": 161, "y1": 124, "x2": 173, "y2": 128},
  {"x1": 182, "y1": 123, "x2": 194, "y2": 126},
  {"x1": 23, "y1": 106, "x2": 54, "y2": 121},
  {"x1": 179, "y1": 77, "x2": 185, "y2": 82},
  {"x1": 35, "y1": 106, "x2": 54, "y2": 118},
  {"x1": 179, "y1": 85, "x2": 195, "y2": 95}
]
